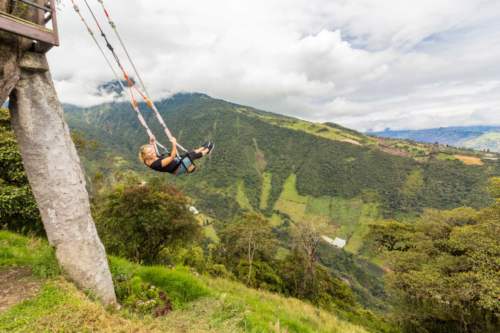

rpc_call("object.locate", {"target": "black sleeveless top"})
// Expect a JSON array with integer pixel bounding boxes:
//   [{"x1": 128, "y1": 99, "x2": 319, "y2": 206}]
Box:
[{"x1": 149, "y1": 155, "x2": 180, "y2": 173}]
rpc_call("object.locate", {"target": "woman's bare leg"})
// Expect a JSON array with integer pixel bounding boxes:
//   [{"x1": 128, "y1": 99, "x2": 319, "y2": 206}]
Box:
[{"x1": 194, "y1": 147, "x2": 209, "y2": 155}]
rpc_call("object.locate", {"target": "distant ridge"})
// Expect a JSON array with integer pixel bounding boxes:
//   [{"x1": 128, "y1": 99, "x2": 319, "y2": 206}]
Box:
[{"x1": 370, "y1": 126, "x2": 500, "y2": 152}]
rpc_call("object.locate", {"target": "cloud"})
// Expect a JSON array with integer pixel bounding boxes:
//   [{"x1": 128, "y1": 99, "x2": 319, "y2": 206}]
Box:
[{"x1": 48, "y1": 0, "x2": 500, "y2": 130}]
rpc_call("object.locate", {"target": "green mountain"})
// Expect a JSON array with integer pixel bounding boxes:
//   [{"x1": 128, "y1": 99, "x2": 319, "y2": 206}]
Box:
[{"x1": 65, "y1": 93, "x2": 498, "y2": 222}]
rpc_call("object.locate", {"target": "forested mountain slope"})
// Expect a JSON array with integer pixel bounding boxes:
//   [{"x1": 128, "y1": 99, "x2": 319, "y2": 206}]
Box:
[{"x1": 65, "y1": 92, "x2": 499, "y2": 223}]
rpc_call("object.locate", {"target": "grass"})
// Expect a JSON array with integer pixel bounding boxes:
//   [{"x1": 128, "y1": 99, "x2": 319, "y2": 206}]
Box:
[
  {"x1": 203, "y1": 225, "x2": 220, "y2": 243},
  {"x1": 234, "y1": 108, "x2": 372, "y2": 146},
  {"x1": 0, "y1": 230, "x2": 370, "y2": 333},
  {"x1": 274, "y1": 174, "x2": 308, "y2": 222},
  {"x1": 344, "y1": 204, "x2": 379, "y2": 254},
  {"x1": 436, "y1": 153, "x2": 456, "y2": 161},
  {"x1": 305, "y1": 196, "x2": 332, "y2": 216},
  {"x1": 0, "y1": 231, "x2": 60, "y2": 278},
  {"x1": 109, "y1": 257, "x2": 211, "y2": 309},
  {"x1": 453, "y1": 154, "x2": 484, "y2": 166},
  {"x1": 0, "y1": 279, "x2": 158, "y2": 333},
  {"x1": 236, "y1": 180, "x2": 253, "y2": 211},
  {"x1": 272, "y1": 176, "x2": 381, "y2": 252},
  {"x1": 204, "y1": 278, "x2": 369, "y2": 333},
  {"x1": 269, "y1": 214, "x2": 283, "y2": 227},
  {"x1": 259, "y1": 172, "x2": 272, "y2": 210}
]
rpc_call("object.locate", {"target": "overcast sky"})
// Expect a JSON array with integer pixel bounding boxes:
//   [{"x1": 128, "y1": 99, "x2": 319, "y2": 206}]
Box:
[{"x1": 48, "y1": 0, "x2": 500, "y2": 131}]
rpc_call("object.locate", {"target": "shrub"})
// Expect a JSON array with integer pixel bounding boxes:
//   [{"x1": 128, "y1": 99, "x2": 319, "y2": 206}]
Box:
[{"x1": 94, "y1": 180, "x2": 201, "y2": 264}]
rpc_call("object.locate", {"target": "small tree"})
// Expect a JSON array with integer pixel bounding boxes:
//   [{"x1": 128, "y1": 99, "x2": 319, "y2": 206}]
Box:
[
  {"x1": 95, "y1": 179, "x2": 201, "y2": 264},
  {"x1": 217, "y1": 212, "x2": 278, "y2": 287},
  {"x1": 280, "y1": 220, "x2": 355, "y2": 309},
  {"x1": 292, "y1": 220, "x2": 322, "y2": 297}
]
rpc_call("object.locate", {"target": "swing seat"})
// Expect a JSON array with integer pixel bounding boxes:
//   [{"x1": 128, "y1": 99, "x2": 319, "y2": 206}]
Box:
[{"x1": 174, "y1": 155, "x2": 196, "y2": 176}]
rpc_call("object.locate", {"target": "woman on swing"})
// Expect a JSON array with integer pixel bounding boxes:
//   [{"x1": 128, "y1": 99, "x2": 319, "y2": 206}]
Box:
[{"x1": 139, "y1": 137, "x2": 214, "y2": 175}]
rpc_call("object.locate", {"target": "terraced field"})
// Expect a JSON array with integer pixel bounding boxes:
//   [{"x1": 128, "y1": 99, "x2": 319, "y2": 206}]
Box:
[{"x1": 271, "y1": 174, "x2": 380, "y2": 255}]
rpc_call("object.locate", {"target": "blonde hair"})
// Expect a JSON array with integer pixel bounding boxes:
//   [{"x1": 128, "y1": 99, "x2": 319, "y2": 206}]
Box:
[{"x1": 139, "y1": 144, "x2": 155, "y2": 164}]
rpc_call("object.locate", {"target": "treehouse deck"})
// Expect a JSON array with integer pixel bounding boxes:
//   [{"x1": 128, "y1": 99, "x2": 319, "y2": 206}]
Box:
[{"x1": 0, "y1": 0, "x2": 58, "y2": 52}]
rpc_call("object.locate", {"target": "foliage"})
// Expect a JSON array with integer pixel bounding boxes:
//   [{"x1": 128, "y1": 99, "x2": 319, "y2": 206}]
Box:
[
  {"x1": 0, "y1": 231, "x2": 59, "y2": 278},
  {"x1": 160, "y1": 244, "x2": 208, "y2": 273},
  {"x1": 368, "y1": 203, "x2": 500, "y2": 333},
  {"x1": 109, "y1": 257, "x2": 210, "y2": 311},
  {"x1": 0, "y1": 108, "x2": 43, "y2": 235},
  {"x1": 279, "y1": 248, "x2": 355, "y2": 309},
  {"x1": 213, "y1": 215, "x2": 394, "y2": 332},
  {"x1": 489, "y1": 177, "x2": 500, "y2": 199},
  {"x1": 279, "y1": 221, "x2": 356, "y2": 308},
  {"x1": 216, "y1": 213, "x2": 280, "y2": 289},
  {"x1": 317, "y1": 245, "x2": 387, "y2": 311},
  {"x1": 94, "y1": 178, "x2": 201, "y2": 264}
]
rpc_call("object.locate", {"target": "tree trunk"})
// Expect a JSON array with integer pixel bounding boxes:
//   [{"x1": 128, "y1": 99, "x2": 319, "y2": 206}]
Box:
[{"x1": 9, "y1": 61, "x2": 117, "y2": 305}]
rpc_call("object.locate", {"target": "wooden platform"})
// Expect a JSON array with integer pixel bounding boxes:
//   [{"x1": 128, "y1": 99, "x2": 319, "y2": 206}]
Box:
[{"x1": 0, "y1": 0, "x2": 58, "y2": 51}]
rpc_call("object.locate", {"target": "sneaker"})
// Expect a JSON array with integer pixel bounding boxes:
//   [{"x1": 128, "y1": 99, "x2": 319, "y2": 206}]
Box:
[
  {"x1": 202, "y1": 141, "x2": 212, "y2": 149},
  {"x1": 206, "y1": 142, "x2": 215, "y2": 155}
]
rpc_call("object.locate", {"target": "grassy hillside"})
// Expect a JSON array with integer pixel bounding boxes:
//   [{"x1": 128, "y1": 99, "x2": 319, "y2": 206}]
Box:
[{"x1": 0, "y1": 231, "x2": 373, "y2": 333}]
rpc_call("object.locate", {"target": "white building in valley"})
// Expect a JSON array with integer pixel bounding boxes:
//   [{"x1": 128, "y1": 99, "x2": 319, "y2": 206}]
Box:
[
  {"x1": 322, "y1": 235, "x2": 347, "y2": 249},
  {"x1": 189, "y1": 206, "x2": 200, "y2": 215}
]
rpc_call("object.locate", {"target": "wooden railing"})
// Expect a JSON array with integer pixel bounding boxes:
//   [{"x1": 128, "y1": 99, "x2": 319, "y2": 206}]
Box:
[{"x1": 0, "y1": 0, "x2": 59, "y2": 51}]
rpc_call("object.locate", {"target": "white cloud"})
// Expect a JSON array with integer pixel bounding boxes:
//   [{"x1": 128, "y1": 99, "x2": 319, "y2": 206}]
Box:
[{"x1": 48, "y1": 0, "x2": 500, "y2": 130}]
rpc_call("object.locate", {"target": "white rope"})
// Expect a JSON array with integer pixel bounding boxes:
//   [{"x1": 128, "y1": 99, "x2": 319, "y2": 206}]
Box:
[
  {"x1": 94, "y1": 0, "x2": 188, "y2": 153},
  {"x1": 70, "y1": 0, "x2": 167, "y2": 150}
]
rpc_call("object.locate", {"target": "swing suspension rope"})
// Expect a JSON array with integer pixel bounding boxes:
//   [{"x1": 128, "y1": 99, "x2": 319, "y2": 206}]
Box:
[
  {"x1": 71, "y1": 0, "x2": 186, "y2": 153},
  {"x1": 96, "y1": 0, "x2": 150, "y2": 99},
  {"x1": 93, "y1": 0, "x2": 182, "y2": 150},
  {"x1": 69, "y1": 0, "x2": 166, "y2": 150}
]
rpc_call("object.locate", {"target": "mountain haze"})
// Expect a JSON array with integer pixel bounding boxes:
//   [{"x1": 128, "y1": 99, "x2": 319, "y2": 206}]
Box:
[{"x1": 371, "y1": 126, "x2": 500, "y2": 153}]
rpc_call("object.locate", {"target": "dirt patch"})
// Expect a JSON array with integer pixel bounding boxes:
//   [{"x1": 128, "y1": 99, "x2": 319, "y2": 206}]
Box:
[
  {"x1": 378, "y1": 145, "x2": 412, "y2": 158},
  {"x1": 375, "y1": 138, "x2": 413, "y2": 158},
  {"x1": 253, "y1": 138, "x2": 267, "y2": 172},
  {"x1": 340, "y1": 138, "x2": 362, "y2": 146},
  {"x1": 454, "y1": 155, "x2": 484, "y2": 166},
  {"x1": 0, "y1": 267, "x2": 42, "y2": 312}
]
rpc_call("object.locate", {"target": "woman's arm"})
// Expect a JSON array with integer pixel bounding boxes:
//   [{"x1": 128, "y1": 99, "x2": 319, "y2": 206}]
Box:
[
  {"x1": 160, "y1": 137, "x2": 178, "y2": 168},
  {"x1": 149, "y1": 136, "x2": 160, "y2": 157}
]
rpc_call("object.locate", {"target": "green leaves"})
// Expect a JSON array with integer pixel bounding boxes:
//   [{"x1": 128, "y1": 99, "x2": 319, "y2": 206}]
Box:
[
  {"x1": 370, "y1": 206, "x2": 500, "y2": 332},
  {"x1": 0, "y1": 108, "x2": 42, "y2": 235},
  {"x1": 94, "y1": 180, "x2": 201, "y2": 264}
]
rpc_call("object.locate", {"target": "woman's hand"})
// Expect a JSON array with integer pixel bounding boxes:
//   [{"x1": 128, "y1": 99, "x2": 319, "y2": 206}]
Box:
[
  {"x1": 149, "y1": 136, "x2": 156, "y2": 145},
  {"x1": 169, "y1": 137, "x2": 178, "y2": 157}
]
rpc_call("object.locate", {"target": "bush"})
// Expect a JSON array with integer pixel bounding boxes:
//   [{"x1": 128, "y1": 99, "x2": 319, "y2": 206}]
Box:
[
  {"x1": 94, "y1": 180, "x2": 201, "y2": 264},
  {"x1": 0, "y1": 109, "x2": 43, "y2": 235}
]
